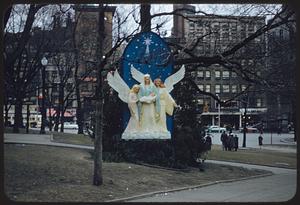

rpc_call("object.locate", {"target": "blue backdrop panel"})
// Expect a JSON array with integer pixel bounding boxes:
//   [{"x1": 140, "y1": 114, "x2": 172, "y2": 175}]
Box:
[{"x1": 121, "y1": 32, "x2": 174, "y2": 135}]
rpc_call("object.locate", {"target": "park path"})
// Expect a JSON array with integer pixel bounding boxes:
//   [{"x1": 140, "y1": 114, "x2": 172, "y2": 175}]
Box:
[
  {"x1": 128, "y1": 160, "x2": 297, "y2": 202},
  {"x1": 4, "y1": 133, "x2": 93, "y2": 150}
]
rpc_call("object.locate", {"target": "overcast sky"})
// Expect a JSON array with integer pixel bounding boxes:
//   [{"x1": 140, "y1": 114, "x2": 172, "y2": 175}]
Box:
[
  {"x1": 6, "y1": 4, "x2": 281, "y2": 36},
  {"x1": 113, "y1": 4, "x2": 281, "y2": 37}
]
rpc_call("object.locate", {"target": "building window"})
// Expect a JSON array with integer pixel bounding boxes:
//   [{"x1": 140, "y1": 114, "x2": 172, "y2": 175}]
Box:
[
  {"x1": 197, "y1": 99, "x2": 204, "y2": 105},
  {"x1": 197, "y1": 71, "x2": 204, "y2": 78},
  {"x1": 215, "y1": 84, "x2": 221, "y2": 93},
  {"x1": 257, "y1": 98, "x2": 262, "y2": 107},
  {"x1": 241, "y1": 85, "x2": 247, "y2": 91},
  {"x1": 205, "y1": 71, "x2": 211, "y2": 79},
  {"x1": 223, "y1": 71, "x2": 229, "y2": 79},
  {"x1": 279, "y1": 29, "x2": 283, "y2": 40},
  {"x1": 257, "y1": 71, "x2": 261, "y2": 76},
  {"x1": 205, "y1": 84, "x2": 211, "y2": 92},
  {"x1": 231, "y1": 85, "x2": 237, "y2": 93},
  {"x1": 241, "y1": 59, "x2": 246, "y2": 66},
  {"x1": 231, "y1": 72, "x2": 237, "y2": 78},
  {"x1": 215, "y1": 70, "x2": 221, "y2": 79},
  {"x1": 223, "y1": 85, "x2": 230, "y2": 93},
  {"x1": 198, "y1": 84, "x2": 204, "y2": 91}
]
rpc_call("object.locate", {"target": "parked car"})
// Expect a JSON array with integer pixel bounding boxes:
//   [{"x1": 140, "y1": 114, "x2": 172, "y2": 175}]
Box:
[
  {"x1": 239, "y1": 126, "x2": 259, "y2": 133},
  {"x1": 206, "y1": 125, "x2": 226, "y2": 133},
  {"x1": 59, "y1": 122, "x2": 78, "y2": 130}
]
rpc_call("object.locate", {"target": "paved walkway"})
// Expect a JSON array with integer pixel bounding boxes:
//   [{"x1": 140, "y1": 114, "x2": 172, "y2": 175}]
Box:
[
  {"x1": 128, "y1": 161, "x2": 297, "y2": 202},
  {"x1": 4, "y1": 133, "x2": 93, "y2": 150}
]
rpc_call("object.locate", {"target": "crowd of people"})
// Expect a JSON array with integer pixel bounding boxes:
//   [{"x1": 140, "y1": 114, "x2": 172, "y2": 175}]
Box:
[{"x1": 220, "y1": 131, "x2": 239, "y2": 151}]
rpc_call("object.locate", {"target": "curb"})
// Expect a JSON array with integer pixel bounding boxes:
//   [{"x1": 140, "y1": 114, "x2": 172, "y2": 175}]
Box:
[
  {"x1": 4, "y1": 141, "x2": 94, "y2": 150},
  {"x1": 106, "y1": 173, "x2": 273, "y2": 202},
  {"x1": 206, "y1": 159, "x2": 296, "y2": 170}
]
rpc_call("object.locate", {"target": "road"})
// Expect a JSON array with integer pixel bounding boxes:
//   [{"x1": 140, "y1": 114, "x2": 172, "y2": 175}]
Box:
[{"x1": 128, "y1": 160, "x2": 297, "y2": 202}]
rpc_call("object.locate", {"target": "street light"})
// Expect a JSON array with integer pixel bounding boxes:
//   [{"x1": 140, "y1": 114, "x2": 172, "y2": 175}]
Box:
[
  {"x1": 216, "y1": 94, "x2": 221, "y2": 133},
  {"x1": 40, "y1": 56, "x2": 48, "y2": 134}
]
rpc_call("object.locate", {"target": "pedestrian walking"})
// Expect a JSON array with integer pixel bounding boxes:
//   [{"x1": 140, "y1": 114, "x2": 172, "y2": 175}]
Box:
[
  {"x1": 233, "y1": 134, "x2": 239, "y2": 151},
  {"x1": 258, "y1": 134, "x2": 263, "y2": 149},
  {"x1": 220, "y1": 131, "x2": 227, "y2": 151},
  {"x1": 277, "y1": 126, "x2": 282, "y2": 135}
]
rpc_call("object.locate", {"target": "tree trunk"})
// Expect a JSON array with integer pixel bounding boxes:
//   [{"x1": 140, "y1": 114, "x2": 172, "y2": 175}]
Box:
[
  {"x1": 140, "y1": 4, "x2": 151, "y2": 32},
  {"x1": 54, "y1": 107, "x2": 60, "y2": 131},
  {"x1": 93, "y1": 4, "x2": 105, "y2": 186},
  {"x1": 74, "y1": 50, "x2": 84, "y2": 134},
  {"x1": 76, "y1": 86, "x2": 84, "y2": 134},
  {"x1": 59, "y1": 84, "x2": 64, "y2": 132},
  {"x1": 4, "y1": 99, "x2": 10, "y2": 127},
  {"x1": 13, "y1": 97, "x2": 23, "y2": 133}
]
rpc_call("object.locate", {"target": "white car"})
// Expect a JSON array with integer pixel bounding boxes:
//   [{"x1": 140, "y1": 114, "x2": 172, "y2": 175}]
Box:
[
  {"x1": 59, "y1": 122, "x2": 78, "y2": 130},
  {"x1": 206, "y1": 125, "x2": 226, "y2": 133}
]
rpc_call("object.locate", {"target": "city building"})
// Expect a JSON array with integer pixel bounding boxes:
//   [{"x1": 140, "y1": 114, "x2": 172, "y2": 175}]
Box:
[
  {"x1": 265, "y1": 6, "x2": 296, "y2": 132},
  {"x1": 172, "y1": 4, "x2": 268, "y2": 130},
  {"x1": 4, "y1": 4, "x2": 116, "y2": 127}
]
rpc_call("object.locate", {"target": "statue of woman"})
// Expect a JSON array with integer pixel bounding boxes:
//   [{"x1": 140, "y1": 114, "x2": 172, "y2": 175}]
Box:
[
  {"x1": 122, "y1": 84, "x2": 141, "y2": 139},
  {"x1": 154, "y1": 78, "x2": 178, "y2": 137},
  {"x1": 138, "y1": 74, "x2": 161, "y2": 136}
]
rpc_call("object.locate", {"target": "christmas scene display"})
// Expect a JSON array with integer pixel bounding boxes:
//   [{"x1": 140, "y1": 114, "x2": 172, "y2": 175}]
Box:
[{"x1": 107, "y1": 32, "x2": 185, "y2": 139}]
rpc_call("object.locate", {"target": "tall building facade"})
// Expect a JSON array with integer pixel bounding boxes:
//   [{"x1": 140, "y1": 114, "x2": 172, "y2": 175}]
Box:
[
  {"x1": 172, "y1": 4, "x2": 267, "y2": 130},
  {"x1": 74, "y1": 4, "x2": 116, "y2": 123},
  {"x1": 265, "y1": 6, "x2": 296, "y2": 132}
]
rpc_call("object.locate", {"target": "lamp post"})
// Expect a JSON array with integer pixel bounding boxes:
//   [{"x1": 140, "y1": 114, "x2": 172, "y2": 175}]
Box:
[
  {"x1": 40, "y1": 56, "x2": 48, "y2": 134},
  {"x1": 216, "y1": 94, "x2": 221, "y2": 133}
]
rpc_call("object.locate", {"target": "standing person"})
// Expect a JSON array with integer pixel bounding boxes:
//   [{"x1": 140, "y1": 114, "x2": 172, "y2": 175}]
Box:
[
  {"x1": 220, "y1": 131, "x2": 227, "y2": 151},
  {"x1": 258, "y1": 134, "x2": 263, "y2": 149},
  {"x1": 205, "y1": 133, "x2": 212, "y2": 151},
  {"x1": 228, "y1": 131, "x2": 234, "y2": 151},
  {"x1": 233, "y1": 134, "x2": 239, "y2": 151},
  {"x1": 277, "y1": 126, "x2": 282, "y2": 135}
]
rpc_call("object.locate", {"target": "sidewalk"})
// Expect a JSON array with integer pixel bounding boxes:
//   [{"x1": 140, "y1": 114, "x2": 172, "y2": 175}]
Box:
[
  {"x1": 127, "y1": 160, "x2": 296, "y2": 202},
  {"x1": 4, "y1": 133, "x2": 94, "y2": 150}
]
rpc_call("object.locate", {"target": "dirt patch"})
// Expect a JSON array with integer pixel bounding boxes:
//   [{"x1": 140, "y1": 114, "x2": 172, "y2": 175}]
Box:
[{"x1": 4, "y1": 144, "x2": 271, "y2": 202}]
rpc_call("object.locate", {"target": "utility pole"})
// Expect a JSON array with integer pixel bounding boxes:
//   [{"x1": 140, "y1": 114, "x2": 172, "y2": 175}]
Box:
[{"x1": 93, "y1": 3, "x2": 105, "y2": 186}]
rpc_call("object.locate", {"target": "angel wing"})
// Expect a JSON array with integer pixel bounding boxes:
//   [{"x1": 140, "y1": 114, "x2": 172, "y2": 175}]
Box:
[
  {"x1": 106, "y1": 70, "x2": 130, "y2": 103},
  {"x1": 164, "y1": 65, "x2": 185, "y2": 93},
  {"x1": 130, "y1": 64, "x2": 144, "y2": 83}
]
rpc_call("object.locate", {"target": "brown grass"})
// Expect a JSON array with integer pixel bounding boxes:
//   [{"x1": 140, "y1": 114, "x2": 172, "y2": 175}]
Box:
[{"x1": 208, "y1": 145, "x2": 297, "y2": 169}]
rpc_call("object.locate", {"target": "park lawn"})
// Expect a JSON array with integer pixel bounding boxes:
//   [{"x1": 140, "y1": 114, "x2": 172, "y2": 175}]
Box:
[
  {"x1": 208, "y1": 145, "x2": 297, "y2": 169},
  {"x1": 51, "y1": 132, "x2": 94, "y2": 146},
  {"x1": 4, "y1": 144, "x2": 270, "y2": 202}
]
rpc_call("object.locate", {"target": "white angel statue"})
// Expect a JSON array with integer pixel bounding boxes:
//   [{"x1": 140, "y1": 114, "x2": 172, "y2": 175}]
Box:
[
  {"x1": 106, "y1": 70, "x2": 141, "y2": 139},
  {"x1": 131, "y1": 64, "x2": 185, "y2": 138}
]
